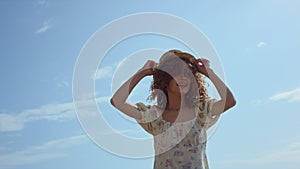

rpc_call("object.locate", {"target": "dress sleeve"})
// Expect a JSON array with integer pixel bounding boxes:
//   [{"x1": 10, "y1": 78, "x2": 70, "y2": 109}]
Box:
[
  {"x1": 135, "y1": 102, "x2": 163, "y2": 136},
  {"x1": 196, "y1": 98, "x2": 220, "y2": 129},
  {"x1": 205, "y1": 99, "x2": 221, "y2": 129}
]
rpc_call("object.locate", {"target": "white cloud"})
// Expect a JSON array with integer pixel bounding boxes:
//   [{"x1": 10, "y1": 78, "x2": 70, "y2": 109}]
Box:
[
  {"x1": 95, "y1": 96, "x2": 110, "y2": 103},
  {"x1": 0, "y1": 96, "x2": 111, "y2": 132},
  {"x1": 269, "y1": 87, "x2": 300, "y2": 102},
  {"x1": 221, "y1": 141, "x2": 300, "y2": 167},
  {"x1": 0, "y1": 135, "x2": 88, "y2": 168},
  {"x1": 35, "y1": 20, "x2": 52, "y2": 34},
  {"x1": 0, "y1": 102, "x2": 74, "y2": 132},
  {"x1": 0, "y1": 147, "x2": 9, "y2": 152},
  {"x1": 250, "y1": 99, "x2": 268, "y2": 106},
  {"x1": 99, "y1": 129, "x2": 140, "y2": 136},
  {"x1": 29, "y1": 135, "x2": 87, "y2": 151},
  {"x1": 33, "y1": 0, "x2": 48, "y2": 8},
  {"x1": 95, "y1": 66, "x2": 113, "y2": 80},
  {"x1": 0, "y1": 114, "x2": 24, "y2": 132},
  {"x1": 56, "y1": 80, "x2": 70, "y2": 88},
  {"x1": 257, "y1": 41, "x2": 267, "y2": 47}
]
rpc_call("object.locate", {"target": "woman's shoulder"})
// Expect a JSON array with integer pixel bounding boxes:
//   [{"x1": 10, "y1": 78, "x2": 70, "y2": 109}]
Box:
[
  {"x1": 135, "y1": 102, "x2": 163, "y2": 123},
  {"x1": 135, "y1": 102, "x2": 162, "y2": 112},
  {"x1": 135, "y1": 102, "x2": 151, "y2": 112},
  {"x1": 194, "y1": 98, "x2": 215, "y2": 110}
]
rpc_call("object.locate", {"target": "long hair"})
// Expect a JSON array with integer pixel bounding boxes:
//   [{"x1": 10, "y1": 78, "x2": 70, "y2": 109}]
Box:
[{"x1": 147, "y1": 50, "x2": 208, "y2": 108}]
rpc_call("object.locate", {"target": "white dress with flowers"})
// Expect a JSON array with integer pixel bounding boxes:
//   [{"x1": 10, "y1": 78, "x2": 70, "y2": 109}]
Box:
[{"x1": 135, "y1": 99, "x2": 219, "y2": 169}]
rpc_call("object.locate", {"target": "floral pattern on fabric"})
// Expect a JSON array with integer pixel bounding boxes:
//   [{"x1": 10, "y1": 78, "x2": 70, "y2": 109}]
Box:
[{"x1": 135, "y1": 99, "x2": 219, "y2": 169}]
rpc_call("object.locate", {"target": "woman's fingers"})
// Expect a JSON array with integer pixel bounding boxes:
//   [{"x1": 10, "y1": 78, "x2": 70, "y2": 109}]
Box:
[
  {"x1": 196, "y1": 58, "x2": 210, "y2": 67},
  {"x1": 195, "y1": 58, "x2": 211, "y2": 77},
  {"x1": 147, "y1": 60, "x2": 158, "y2": 69},
  {"x1": 141, "y1": 60, "x2": 158, "y2": 76}
]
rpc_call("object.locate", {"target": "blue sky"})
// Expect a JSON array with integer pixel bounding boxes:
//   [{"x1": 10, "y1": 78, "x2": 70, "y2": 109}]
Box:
[{"x1": 1, "y1": 0, "x2": 300, "y2": 169}]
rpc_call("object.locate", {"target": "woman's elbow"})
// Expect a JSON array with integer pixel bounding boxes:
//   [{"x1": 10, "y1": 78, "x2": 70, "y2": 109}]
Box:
[
  {"x1": 223, "y1": 97, "x2": 236, "y2": 112},
  {"x1": 229, "y1": 97, "x2": 237, "y2": 108},
  {"x1": 110, "y1": 98, "x2": 116, "y2": 107}
]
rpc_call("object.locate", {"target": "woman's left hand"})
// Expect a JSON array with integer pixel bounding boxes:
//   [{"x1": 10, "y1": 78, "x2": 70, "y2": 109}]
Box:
[{"x1": 195, "y1": 58, "x2": 212, "y2": 77}]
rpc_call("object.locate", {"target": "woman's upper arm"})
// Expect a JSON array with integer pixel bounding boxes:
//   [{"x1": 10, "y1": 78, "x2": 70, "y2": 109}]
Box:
[
  {"x1": 211, "y1": 97, "x2": 236, "y2": 116},
  {"x1": 110, "y1": 98, "x2": 142, "y2": 120}
]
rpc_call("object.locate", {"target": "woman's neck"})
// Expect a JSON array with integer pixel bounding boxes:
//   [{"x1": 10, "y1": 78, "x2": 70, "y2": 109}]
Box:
[{"x1": 166, "y1": 92, "x2": 186, "y2": 110}]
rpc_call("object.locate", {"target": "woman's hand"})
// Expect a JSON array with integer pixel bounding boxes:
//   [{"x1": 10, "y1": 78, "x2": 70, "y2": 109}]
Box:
[
  {"x1": 195, "y1": 58, "x2": 212, "y2": 77},
  {"x1": 139, "y1": 60, "x2": 157, "y2": 76}
]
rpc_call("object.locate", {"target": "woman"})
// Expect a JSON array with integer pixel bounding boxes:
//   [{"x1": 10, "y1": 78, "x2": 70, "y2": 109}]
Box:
[{"x1": 110, "y1": 50, "x2": 236, "y2": 169}]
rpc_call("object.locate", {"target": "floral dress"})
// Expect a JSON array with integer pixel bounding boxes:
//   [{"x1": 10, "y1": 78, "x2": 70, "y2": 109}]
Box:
[{"x1": 135, "y1": 99, "x2": 219, "y2": 169}]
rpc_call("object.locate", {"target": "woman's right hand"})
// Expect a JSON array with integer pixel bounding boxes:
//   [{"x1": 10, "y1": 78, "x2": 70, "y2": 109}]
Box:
[{"x1": 139, "y1": 60, "x2": 157, "y2": 76}]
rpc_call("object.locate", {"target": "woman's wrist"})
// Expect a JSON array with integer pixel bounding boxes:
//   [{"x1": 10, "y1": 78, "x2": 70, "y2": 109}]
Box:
[
  {"x1": 138, "y1": 68, "x2": 154, "y2": 77},
  {"x1": 205, "y1": 68, "x2": 215, "y2": 78}
]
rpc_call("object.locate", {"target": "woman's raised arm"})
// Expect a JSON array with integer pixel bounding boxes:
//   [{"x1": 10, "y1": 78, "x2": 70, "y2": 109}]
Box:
[
  {"x1": 195, "y1": 58, "x2": 236, "y2": 116},
  {"x1": 110, "y1": 60, "x2": 156, "y2": 120}
]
